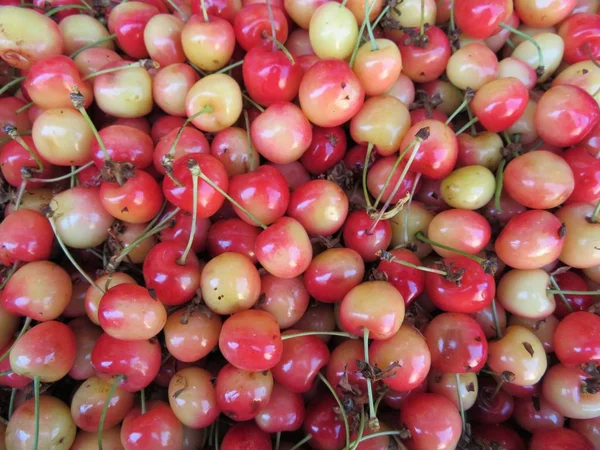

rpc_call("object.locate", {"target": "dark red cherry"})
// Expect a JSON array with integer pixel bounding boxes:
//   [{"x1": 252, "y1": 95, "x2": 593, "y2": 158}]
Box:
[
  {"x1": 471, "y1": 424, "x2": 526, "y2": 450},
  {"x1": 342, "y1": 210, "x2": 392, "y2": 263},
  {"x1": 471, "y1": 378, "x2": 515, "y2": 425},
  {"x1": 120, "y1": 400, "x2": 183, "y2": 450},
  {"x1": 454, "y1": 0, "x2": 511, "y2": 38},
  {"x1": 221, "y1": 422, "x2": 272, "y2": 450},
  {"x1": 559, "y1": 13, "x2": 600, "y2": 64},
  {"x1": 303, "y1": 395, "x2": 345, "y2": 450},
  {"x1": 554, "y1": 311, "x2": 600, "y2": 367},
  {"x1": 207, "y1": 217, "x2": 260, "y2": 263},
  {"x1": 299, "y1": 125, "x2": 347, "y2": 175},
  {"x1": 530, "y1": 428, "x2": 594, "y2": 450},
  {"x1": 376, "y1": 248, "x2": 425, "y2": 306},
  {"x1": 563, "y1": 146, "x2": 600, "y2": 205}
]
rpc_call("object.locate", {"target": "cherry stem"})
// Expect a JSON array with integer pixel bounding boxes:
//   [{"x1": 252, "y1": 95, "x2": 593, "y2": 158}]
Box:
[
  {"x1": 198, "y1": 169, "x2": 268, "y2": 229},
  {"x1": 200, "y1": 0, "x2": 209, "y2": 22},
  {"x1": 349, "y1": 0, "x2": 377, "y2": 67},
  {"x1": 265, "y1": 0, "x2": 277, "y2": 40},
  {"x1": 275, "y1": 432, "x2": 281, "y2": 450},
  {"x1": 164, "y1": 0, "x2": 188, "y2": 20},
  {"x1": 3, "y1": 126, "x2": 44, "y2": 172},
  {"x1": 455, "y1": 117, "x2": 479, "y2": 136},
  {"x1": 351, "y1": 431, "x2": 403, "y2": 446},
  {"x1": 0, "y1": 76, "x2": 25, "y2": 96},
  {"x1": 242, "y1": 92, "x2": 265, "y2": 112},
  {"x1": 243, "y1": 110, "x2": 258, "y2": 172},
  {"x1": 289, "y1": 435, "x2": 312, "y2": 450},
  {"x1": 499, "y1": 22, "x2": 544, "y2": 74},
  {"x1": 215, "y1": 419, "x2": 220, "y2": 450},
  {"x1": 493, "y1": 159, "x2": 506, "y2": 213},
  {"x1": 264, "y1": 35, "x2": 295, "y2": 65},
  {"x1": 98, "y1": 375, "x2": 124, "y2": 450},
  {"x1": 589, "y1": 199, "x2": 600, "y2": 224},
  {"x1": 492, "y1": 299, "x2": 503, "y2": 339},
  {"x1": 372, "y1": 4, "x2": 391, "y2": 29},
  {"x1": 8, "y1": 387, "x2": 16, "y2": 419},
  {"x1": 82, "y1": 60, "x2": 159, "y2": 81},
  {"x1": 29, "y1": 161, "x2": 94, "y2": 183},
  {"x1": 376, "y1": 249, "x2": 447, "y2": 275},
  {"x1": 281, "y1": 331, "x2": 358, "y2": 340},
  {"x1": 415, "y1": 231, "x2": 487, "y2": 264},
  {"x1": 363, "y1": 328, "x2": 379, "y2": 431},
  {"x1": 362, "y1": 143, "x2": 375, "y2": 210},
  {"x1": 215, "y1": 59, "x2": 243, "y2": 74},
  {"x1": 419, "y1": 0, "x2": 426, "y2": 36},
  {"x1": 0, "y1": 317, "x2": 32, "y2": 363},
  {"x1": 33, "y1": 375, "x2": 41, "y2": 450},
  {"x1": 0, "y1": 261, "x2": 20, "y2": 290},
  {"x1": 449, "y1": 0, "x2": 455, "y2": 31},
  {"x1": 70, "y1": 34, "x2": 118, "y2": 59},
  {"x1": 140, "y1": 388, "x2": 146, "y2": 414},
  {"x1": 177, "y1": 162, "x2": 200, "y2": 265},
  {"x1": 445, "y1": 91, "x2": 472, "y2": 125},
  {"x1": 13, "y1": 179, "x2": 27, "y2": 211},
  {"x1": 402, "y1": 172, "x2": 421, "y2": 244},
  {"x1": 0, "y1": 369, "x2": 13, "y2": 376},
  {"x1": 48, "y1": 215, "x2": 103, "y2": 292},
  {"x1": 351, "y1": 410, "x2": 365, "y2": 450},
  {"x1": 44, "y1": 3, "x2": 90, "y2": 16},
  {"x1": 455, "y1": 373, "x2": 466, "y2": 434},
  {"x1": 548, "y1": 275, "x2": 574, "y2": 313},
  {"x1": 15, "y1": 101, "x2": 34, "y2": 115},
  {"x1": 548, "y1": 289, "x2": 600, "y2": 295},
  {"x1": 317, "y1": 372, "x2": 350, "y2": 450},
  {"x1": 363, "y1": 0, "x2": 378, "y2": 51}
]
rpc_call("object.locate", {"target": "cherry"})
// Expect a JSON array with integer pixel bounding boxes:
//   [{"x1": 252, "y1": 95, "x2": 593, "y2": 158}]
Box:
[
  {"x1": 0, "y1": 209, "x2": 53, "y2": 266},
  {"x1": 168, "y1": 366, "x2": 220, "y2": 429},
  {"x1": 555, "y1": 202, "x2": 600, "y2": 269},
  {"x1": 302, "y1": 395, "x2": 346, "y2": 450},
  {"x1": 257, "y1": 274, "x2": 309, "y2": 328},
  {"x1": 91, "y1": 333, "x2": 161, "y2": 392},
  {"x1": 558, "y1": 13, "x2": 600, "y2": 64},
  {"x1": 164, "y1": 306, "x2": 221, "y2": 363},
  {"x1": 0, "y1": 338, "x2": 31, "y2": 389},
  {"x1": 342, "y1": 209, "x2": 392, "y2": 263},
  {"x1": 470, "y1": 424, "x2": 526, "y2": 450},
  {"x1": 294, "y1": 302, "x2": 337, "y2": 343},
  {"x1": 256, "y1": 382, "x2": 305, "y2": 433},
  {"x1": 513, "y1": 395, "x2": 565, "y2": 433},
  {"x1": 394, "y1": 26, "x2": 451, "y2": 83},
  {"x1": 428, "y1": 370, "x2": 479, "y2": 411},
  {"x1": 211, "y1": 126, "x2": 259, "y2": 176},
  {"x1": 553, "y1": 271, "x2": 595, "y2": 318},
  {"x1": 144, "y1": 14, "x2": 185, "y2": 67},
  {"x1": 427, "y1": 209, "x2": 491, "y2": 258},
  {"x1": 70, "y1": 426, "x2": 123, "y2": 450},
  {"x1": 216, "y1": 363, "x2": 273, "y2": 421},
  {"x1": 376, "y1": 248, "x2": 425, "y2": 305},
  {"x1": 120, "y1": 400, "x2": 183, "y2": 450},
  {"x1": 207, "y1": 217, "x2": 260, "y2": 263},
  {"x1": 234, "y1": 3, "x2": 288, "y2": 51},
  {"x1": 68, "y1": 317, "x2": 103, "y2": 381},
  {"x1": 154, "y1": 126, "x2": 210, "y2": 175},
  {"x1": 554, "y1": 311, "x2": 600, "y2": 366},
  {"x1": 530, "y1": 428, "x2": 594, "y2": 450},
  {"x1": 159, "y1": 207, "x2": 211, "y2": 254},
  {"x1": 108, "y1": 1, "x2": 159, "y2": 59},
  {"x1": 399, "y1": 393, "x2": 462, "y2": 450},
  {"x1": 325, "y1": 338, "x2": 368, "y2": 396},
  {"x1": 472, "y1": 77, "x2": 530, "y2": 133},
  {"x1": 219, "y1": 309, "x2": 282, "y2": 371},
  {"x1": 366, "y1": 155, "x2": 420, "y2": 205},
  {"x1": 447, "y1": 43, "x2": 499, "y2": 91},
  {"x1": 470, "y1": 377, "x2": 515, "y2": 425},
  {"x1": 543, "y1": 363, "x2": 600, "y2": 419},
  {"x1": 563, "y1": 146, "x2": 600, "y2": 205},
  {"x1": 190, "y1": 0, "x2": 241, "y2": 21},
  {"x1": 91, "y1": 124, "x2": 154, "y2": 170},
  {"x1": 221, "y1": 422, "x2": 272, "y2": 450},
  {"x1": 571, "y1": 417, "x2": 600, "y2": 449},
  {"x1": 182, "y1": 15, "x2": 235, "y2": 72}
]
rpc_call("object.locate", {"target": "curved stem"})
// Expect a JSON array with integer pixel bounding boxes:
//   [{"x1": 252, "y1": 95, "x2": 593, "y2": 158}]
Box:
[
  {"x1": 282, "y1": 331, "x2": 358, "y2": 340},
  {"x1": 265, "y1": 35, "x2": 295, "y2": 64},
  {"x1": 8, "y1": 387, "x2": 16, "y2": 419},
  {"x1": 445, "y1": 95, "x2": 470, "y2": 125},
  {"x1": 491, "y1": 299, "x2": 503, "y2": 339},
  {"x1": 363, "y1": 328, "x2": 379, "y2": 430},
  {"x1": 3, "y1": 125, "x2": 43, "y2": 171},
  {"x1": 29, "y1": 161, "x2": 94, "y2": 183},
  {"x1": 377, "y1": 249, "x2": 447, "y2": 275},
  {"x1": 415, "y1": 231, "x2": 486, "y2": 264},
  {"x1": 214, "y1": 59, "x2": 243, "y2": 74},
  {"x1": 0, "y1": 317, "x2": 32, "y2": 363},
  {"x1": 0, "y1": 261, "x2": 20, "y2": 290},
  {"x1": 243, "y1": 110, "x2": 258, "y2": 172},
  {"x1": 455, "y1": 373, "x2": 466, "y2": 434},
  {"x1": 0, "y1": 76, "x2": 25, "y2": 97},
  {"x1": 289, "y1": 435, "x2": 312, "y2": 450},
  {"x1": 371, "y1": 140, "x2": 416, "y2": 211},
  {"x1": 177, "y1": 164, "x2": 200, "y2": 265},
  {"x1": 351, "y1": 431, "x2": 403, "y2": 446},
  {"x1": 164, "y1": 105, "x2": 213, "y2": 168},
  {"x1": 242, "y1": 92, "x2": 265, "y2": 112},
  {"x1": 362, "y1": 143, "x2": 374, "y2": 210},
  {"x1": 44, "y1": 3, "x2": 90, "y2": 16},
  {"x1": 493, "y1": 159, "x2": 506, "y2": 213},
  {"x1": 549, "y1": 276, "x2": 574, "y2": 313},
  {"x1": 455, "y1": 117, "x2": 479, "y2": 136},
  {"x1": 349, "y1": 0, "x2": 377, "y2": 67},
  {"x1": 164, "y1": 0, "x2": 188, "y2": 20},
  {"x1": 13, "y1": 179, "x2": 27, "y2": 211},
  {"x1": 499, "y1": 22, "x2": 544, "y2": 74},
  {"x1": 317, "y1": 372, "x2": 350, "y2": 450},
  {"x1": 98, "y1": 375, "x2": 124, "y2": 450},
  {"x1": 70, "y1": 34, "x2": 117, "y2": 59},
  {"x1": 48, "y1": 216, "x2": 103, "y2": 293},
  {"x1": 82, "y1": 60, "x2": 158, "y2": 81},
  {"x1": 33, "y1": 376, "x2": 41, "y2": 450}
]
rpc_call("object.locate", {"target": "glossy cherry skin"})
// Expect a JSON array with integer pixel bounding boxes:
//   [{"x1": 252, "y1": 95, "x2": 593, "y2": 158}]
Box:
[
  {"x1": 255, "y1": 383, "x2": 305, "y2": 433},
  {"x1": 255, "y1": 217, "x2": 313, "y2": 279},
  {"x1": 143, "y1": 240, "x2": 202, "y2": 306},
  {"x1": 325, "y1": 339, "x2": 368, "y2": 396},
  {"x1": 571, "y1": 417, "x2": 600, "y2": 449},
  {"x1": 342, "y1": 210, "x2": 392, "y2": 263},
  {"x1": 303, "y1": 248, "x2": 364, "y2": 304},
  {"x1": 554, "y1": 311, "x2": 600, "y2": 366},
  {"x1": 0, "y1": 339, "x2": 32, "y2": 388},
  {"x1": 424, "y1": 313, "x2": 488, "y2": 373},
  {"x1": 367, "y1": 156, "x2": 420, "y2": 204},
  {"x1": 530, "y1": 428, "x2": 594, "y2": 450},
  {"x1": 229, "y1": 164, "x2": 290, "y2": 226},
  {"x1": 207, "y1": 217, "x2": 260, "y2": 263},
  {"x1": 243, "y1": 45, "x2": 303, "y2": 106},
  {"x1": 10, "y1": 320, "x2": 76, "y2": 382},
  {"x1": 167, "y1": 366, "x2": 219, "y2": 428},
  {"x1": 162, "y1": 154, "x2": 229, "y2": 217},
  {"x1": 215, "y1": 363, "x2": 273, "y2": 421},
  {"x1": 91, "y1": 333, "x2": 161, "y2": 392},
  {"x1": 298, "y1": 59, "x2": 365, "y2": 127},
  {"x1": 0, "y1": 135, "x2": 58, "y2": 189},
  {"x1": 271, "y1": 331, "x2": 330, "y2": 393},
  {"x1": 233, "y1": 4, "x2": 288, "y2": 51},
  {"x1": 222, "y1": 422, "x2": 272, "y2": 450},
  {"x1": 300, "y1": 125, "x2": 347, "y2": 175},
  {"x1": 564, "y1": 146, "x2": 600, "y2": 205},
  {"x1": 92, "y1": 124, "x2": 154, "y2": 169},
  {"x1": 425, "y1": 256, "x2": 496, "y2": 313},
  {"x1": 495, "y1": 210, "x2": 566, "y2": 269},
  {"x1": 108, "y1": 1, "x2": 159, "y2": 58},
  {"x1": 399, "y1": 393, "x2": 462, "y2": 450},
  {"x1": 287, "y1": 179, "x2": 349, "y2": 237},
  {"x1": 121, "y1": 401, "x2": 183, "y2": 450},
  {"x1": 470, "y1": 378, "x2": 515, "y2": 425},
  {"x1": 153, "y1": 126, "x2": 210, "y2": 175},
  {"x1": 376, "y1": 248, "x2": 425, "y2": 306},
  {"x1": 454, "y1": 0, "x2": 511, "y2": 38},
  {"x1": 553, "y1": 271, "x2": 595, "y2": 319},
  {"x1": 543, "y1": 363, "x2": 600, "y2": 419},
  {"x1": 68, "y1": 317, "x2": 102, "y2": 381},
  {"x1": 394, "y1": 26, "x2": 451, "y2": 83},
  {"x1": 471, "y1": 424, "x2": 526, "y2": 450},
  {"x1": 303, "y1": 395, "x2": 345, "y2": 450},
  {"x1": 190, "y1": 0, "x2": 241, "y2": 21},
  {"x1": 559, "y1": 13, "x2": 600, "y2": 64},
  {"x1": 513, "y1": 395, "x2": 565, "y2": 433},
  {"x1": 0, "y1": 209, "x2": 53, "y2": 266},
  {"x1": 472, "y1": 77, "x2": 529, "y2": 132},
  {"x1": 427, "y1": 209, "x2": 491, "y2": 258},
  {"x1": 369, "y1": 324, "x2": 431, "y2": 392},
  {"x1": 159, "y1": 207, "x2": 211, "y2": 254},
  {"x1": 219, "y1": 310, "x2": 282, "y2": 371}
]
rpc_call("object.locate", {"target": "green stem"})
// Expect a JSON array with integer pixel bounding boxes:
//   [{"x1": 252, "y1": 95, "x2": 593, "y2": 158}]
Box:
[
  {"x1": 0, "y1": 317, "x2": 32, "y2": 363},
  {"x1": 589, "y1": 199, "x2": 600, "y2": 224},
  {"x1": 350, "y1": 409, "x2": 365, "y2": 450},
  {"x1": 499, "y1": 22, "x2": 544, "y2": 74},
  {"x1": 275, "y1": 431, "x2": 281, "y2": 450},
  {"x1": 351, "y1": 431, "x2": 403, "y2": 446},
  {"x1": 371, "y1": 139, "x2": 417, "y2": 211},
  {"x1": 82, "y1": 60, "x2": 157, "y2": 81},
  {"x1": 364, "y1": 0, "x2": 378, "y2": 51},
  {"x1": 29, "y1": 161, "x2": 94, "y2": 184},
  {"x1": 164, "y1": 0, "x2": 188, "y2": 20},
  {"x1": 317, "y1": 372, "x2": 349, "y2": 450},
  {"x1": 449, "y1": 0, "x2": 455, "y2": 31},
  {"x1": 362, "y1": 143, "x2": 374, "y2": 210},
  {"x1": 265, "y1": 35, "x2": 295, "y2": 64},
  {"x1": 8, "y1": 387, "x2": 16, "y2": 419},
  {"x1": 363, "y1": 328, "x2": 379, "y2": 430},
  {"x1": 455, "y1": 117, "x2": 479, "y2": 136},
  {"x1": 372, "y1": 4, "x2": 390, "y2": 29},
  {"x1": 44, "y1": 3, "x2": 90, "y2": 16},
  {"x1": 70, "y1": 34, "x2": 117, "y2": 59},
  {"x1": 13, "y1": 179, "x2": 27, "y2": 211},
  {"x1": 215, "y1": 59, "x2": 243, "y2": 74},
  {"x1": 98, "y1": 375, "x2": 123, "y2": 450},
  {"x1": 0, "y1": 260, "x2": 20, "y2": 290},
  {"x1": 493, "y1": 159, "x2": 506, "y2": 213},
  {"x1": 15, "y1": 101, "x2": 34, "y2": 115},
  {"x1": 243, "y1": 110, "x2": 258, "y2": 172},
  {"x1": 177, "y1": 164, "x2": 200, "y2": 265},
  {"x1": 0, "y1": 369, "x2": 13, "y2": 376},
  {"x1": 455, "y1": 373, "x2": 466, "y2": 434},
  {"x1": 492, "y1": 299, "x2": 503, "y2": 339},
  {"x1": 140, "y1": 388, "x2": 146, "y2": 414},
  {"x1": 549, "y1": 276, "x2": 574, "y2": 313},
  {"x1": 445, "y1": 96, "x2": 469, "y2": 125},
  {"x1": 33, "y1": 376, "x2": 40, "y2": 450},
  {"x1": 265, "y1": 0, "x2": 277, "y2": 40},
  {"x1": 200, "y1": 0, "x2": 209, "y2": 22},
  {"x1": 419, "y1": 0, "x2": 426, "y2": 36},
  {"x1": 289, "y1": 435, "x2": 312, "y2": 450},
  {"x1": 377, "y1": 250, "x2": 447, "y2": 275},
  {"x1": 505, "y1": 37, "x2": 515, "y2": 49},
  {"x1": 415, "y1": 231, "x2": 486, "y2": 264},
  {"x1": 349, "y1": 0, "x2": 377, "y2": 67},
  {"x1": 282, "y1": 331, "x2": 358, "y2": 340},
  {"x1": 547, "y1": 289, "x2": 600, "y2": 295},
  {"x1": 242, "y1": 91, "x2": 265, "y2": 112},
  {"x1": 0, "y1": 76, "x2": 25, "y2": 97}
]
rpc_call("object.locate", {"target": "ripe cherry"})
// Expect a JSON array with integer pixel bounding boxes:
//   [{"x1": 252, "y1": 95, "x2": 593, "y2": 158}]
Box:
[
  {"x1": 221, "y1": 422, "x2": 272, "y2": 450},
  {"x1": 216, "y1": 363, "x2": 273, "y2": 421},
  {"x1": 120, "y1": 401, "x2": 183, "y2": 450},
  {"x1": 168, "y1": 367, "x2": 220, "y2": 429},
  {"x1": 255, "y1": 383, "x2": 305, "y2": 433}
]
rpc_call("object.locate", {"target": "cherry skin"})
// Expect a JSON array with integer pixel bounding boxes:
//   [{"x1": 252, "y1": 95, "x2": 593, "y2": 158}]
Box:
[
  {"x1": 210, "y1": 126, "x2": 258, "y2": 176},
  {"x1": 376, "y1": 248, "x2": 425, "y2": 305},
  {"x1": 219, "y1": 309, "x2": 282, "y2": 371},
  {"x1": 556, "y1": 202, "x2": 600, "y2": 269},
  {"x1": 143, "y1": 240, "x2": 202, "y2": 306},
  {"x1": 553, "y1": 311, "x2": 600, "y2": 367},
  {"x1": 92, "y1": 124, "x2": 155, "y2": 169},
  {"x1": 121, "y1": 401, "x2": 183, "y2": 450},
  {"x1": 530, "y1": 428, "x2": 594, "y2": 450},
  {"x1": 181, "y1": 15, "x2": 235, "y2": 72},
  {"x1": 495, "y1": 210, "x2": 566, "y2": 269},
  {"x1": 563, "y1": 146, "x2": 600, "y2": 205},
  {"x1": 108, "y1": 1, "x2": 159, "y2": 59},
  {"x1": 472, "y1": 77, "x2": 530, "y2": 133},
  {"x1": 216, "y1": 363, "x2": 273, "y2": 421},
  {"x1": 454, "y1": 0, "x2": 512, "y2": 38},
  {"x1": 553, "y1": 271, "x2": 595, "y2": 318},
  {"x1": 424, "y1": 312, "x2": 488, "y2": 373},
  {"x1": 233, "y1": 3, "x2": 288, "y2": 51},
  {"x1": 159, "y1": 207, "x2": 211, "y2": 254},
  {"x1": 191, "y1": 0, "x2": 242, "y2": 21},
  {"x1": 427, "y1": 209, "x2": 491, "y2": 258},
  {"x1": 256, "y1": 274, "x2": 308, "y2": 328},
  {"x1": 153, "y1": 126, "x2": 210, "y2": 175},
  {"x1": 68, "y1": 317, "x2": 103, "y2": 381},
  {"x1": 271, "y1": 330, "x2": 330, "y2": 393},
  {"x1": 425, "y1": 256, "x2": 496, "y2": 313},
  {"x1": 167, "y1": 367, "x2": 220, "y2": 429},
  {"x1": 470, "y1": 424, "x2": 526, "y2": 450},
  {"x1": 399, "y1": 393, "x2": 462, "y2": 450},
  {"x1": 164, "y1": 306, "x2": 221, "y2": 363},
  {"x1": 302, "y1": 395, "x2": 345, "y2": 450},
  {"x1": 221, "y1": 422, "x2": 272, "y2": 450},
  {"x1": 394, "y1": 26, "x2": 451, "y2": 83},
  {"x1": 0, "y1": 136, "x2": 59, "y2": 190},
  {"x1": 255, "y1": 216, "x2": 313, "y2": 279},
  {"x1": 571, "y1": 417, "x2": 600, "y2": 449},
  {"x1": 91, "y1": 333, "x2": 161, "y2": 392},
  {"x1": 0, "y1": 339, "x2": 32, "y2": 389},
  {"x1": 367, "y1": 156, "x2": 420, "y2": 205},
  {"x1": 255, "y1": 383, "x2": 305, "y2": 433},
  {"x1": 0, "y1": 209, "x2": 53, "y2": 266},
  {"x1": 543, "y1": 363, "x2": 600, "y2": 419},
  {"x1": 207, "y1": 217, "x2": 260, "y2": 263},
  {"x1": 294, "y1": 302, "x2": 337, "y2": 343},
  {"x1": 558, "y1": 13, "x2": 600, "y2": 64},
  {"x1": 228, "y1": 164, "x2": 290, "y2": 226},
  {"x1": 342, "y1": 209, "x2": 392, "y2": 263},
  {"x1": 513, "y1": 395, "x2": 565, "y2": 433}
]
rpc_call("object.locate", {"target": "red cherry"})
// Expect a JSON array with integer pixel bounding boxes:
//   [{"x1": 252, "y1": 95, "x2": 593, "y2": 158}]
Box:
[
  {"x1": 207, "y1": 217, "x2": 260, "y2": 263},
  {"x1": 471, "y1": 377, "x2": 515, "y2": 424},
  {"x1": 454, "y1": 0, "x2": 512, "y2": 38},
  {"x1": 221, "y1": 422, "x2": 272, "y2": 450},
  {"x1": 472, "y1": 77, "x2": 529, "y2": 132},
  {"x1": 554, "y1": 311, "x2": 600, "y2": 366},
  {"x1": 513, "y1": 395, "x2": 565, "y2": 433},
  {"x1": 342, "y1": 210, "x2": 392, "y2": 263},
  {"x1": 216, "y1": 363, "x2": 273, "y2": 421},
  {"x1": 108, "y1": 1, "x2": 159, "y2": 58},
  {"x1": 376, "y1": 248, "x2": 425, "y2": 305},
  {"x1": 0, "y1": 209, "x2": 53, "y2": 266},
  {"x1": 68, "y1": 317, "x2": 102, "y2": 381},
  {"x1": 153, "y1": 126, "x2": 210, "y2": 174},
  {"x1": 92, "y1": 124, "x2": 154, "y2": 169},
  {"x1": 530, "y1": 428, "x2": 594, "y2": 450},
  {"x1": 471, "y1": 424, "x2": 526, "y2": 450},
  {"x1": 563, "y1": 146, "x2": 600, "y2": 205},
  {"x1": 394, "y1": 26, "x2": 451, "y2": 83},
  {"x1": 558, "y1": 13, "x2": 600, "y2": 64},
  {"x1": 299, "y1": 125, "x2": 347, "y2": 175},
  {"x1": 233, "y1": 4, "x2": 288, "y2": 51},
  {"x1": 553, "y1": 271, "x2": 595, "y2": 319},
  {"x1": 255, "y1": 383, "x2": 305, "y2": 433},
  {"x1": 302, "y1": 395, "x2": 346, "y2": 450},
  {"x1": 0, "y1": 136, "x2": 58, "y2": 188},
  {"x1": 159, "y1": 206, "x2": 211, "y2": 254},
  {"x1": 0, "y1": 339, "x2": 31, "y2": 388},
  {"x1": 121, "y1": 401, "x2": 183, "y2": 450}
]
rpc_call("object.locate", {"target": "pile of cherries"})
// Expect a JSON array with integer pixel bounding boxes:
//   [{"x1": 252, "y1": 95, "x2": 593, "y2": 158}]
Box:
[{"x1": 0, "y1": 0, "x2": 600, "y2": 448}]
